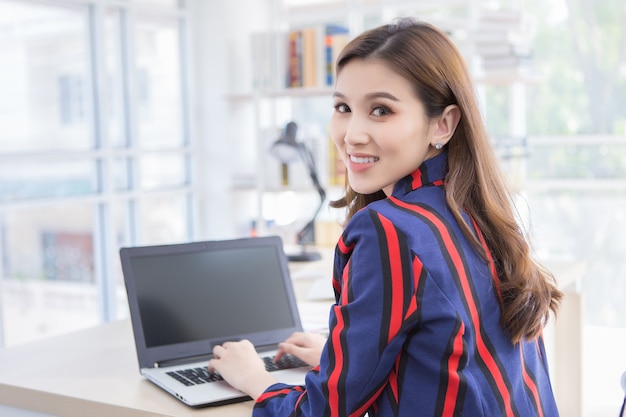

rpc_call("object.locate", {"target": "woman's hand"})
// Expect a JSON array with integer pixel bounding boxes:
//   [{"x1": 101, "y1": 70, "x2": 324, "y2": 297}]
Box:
[
  {"x1": 208, "y1": 340, "x2": 278, "y2": 400},
  {"x1": 274, "y1": 331, "x2": 327, "y2": 367}
]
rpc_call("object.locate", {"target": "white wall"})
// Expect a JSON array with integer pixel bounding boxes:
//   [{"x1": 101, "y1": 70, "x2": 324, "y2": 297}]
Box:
[{"x1": 191, "y1": 0, "x2": 272, "y2": 239}]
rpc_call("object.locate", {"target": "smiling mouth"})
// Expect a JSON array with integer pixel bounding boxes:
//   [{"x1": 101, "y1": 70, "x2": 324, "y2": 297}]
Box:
[{"x1": 350, "y1": 155, "x2": 379, "y2": 164}]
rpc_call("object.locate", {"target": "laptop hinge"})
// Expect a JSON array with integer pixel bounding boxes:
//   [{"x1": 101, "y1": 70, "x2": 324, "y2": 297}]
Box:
[
  {"x1": 154, "y1": 344, "x2": 280, "y2": 368},
  {"x1": 255, "y1": 344, "x2": 280, "y2": 354},
  {"x1": 155, "y1": 353, "x2": 213, "y2": 369}
]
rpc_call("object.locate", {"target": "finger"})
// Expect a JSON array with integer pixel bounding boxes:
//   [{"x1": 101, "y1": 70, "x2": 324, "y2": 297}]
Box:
[
  {"x1": 212, "y1": 344, "x2": 224, "y2": 358},
  {"x1": 283, "y1": 332, "x2": 307, "y2": 345},
  {"x1": 275, "y1": 340, "x2": 300, "y2": 362},
  {"x1": 277, "y1": 341, "x2": 303, "y2": 359},
  {"x1": 274, "y1": 343, "x2": 288, "y2": 362},
  {"x1": 240, "y1": 339, "x2": 255, "y2": 350},
  {"x1": 221, "y1": 339, "x2": 248, "y2": 350}
]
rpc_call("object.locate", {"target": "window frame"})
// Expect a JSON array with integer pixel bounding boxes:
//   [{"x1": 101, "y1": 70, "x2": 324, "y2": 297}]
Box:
[{"x1": 0, "y1": 0, "x2": 196, "y2": 347}]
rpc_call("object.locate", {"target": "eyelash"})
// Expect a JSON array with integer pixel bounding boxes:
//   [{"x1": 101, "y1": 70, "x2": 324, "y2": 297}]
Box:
[
  {"x1": 333, "y1": 103, "x2": 393, "y2": 117},
  {"x1": 371, "y1": 105, "x2": 392, "y2": 116},
  {"x1": 334, "y1": 103, "x2": 349, "y2": 113}
]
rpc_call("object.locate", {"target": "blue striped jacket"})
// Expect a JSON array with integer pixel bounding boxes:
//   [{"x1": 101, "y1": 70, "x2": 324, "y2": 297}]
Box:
[{"x1": 254, "y1": 152, "x2": 559, "y2": 417}]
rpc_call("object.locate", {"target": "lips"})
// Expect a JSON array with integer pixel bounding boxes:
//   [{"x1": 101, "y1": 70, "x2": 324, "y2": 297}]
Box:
[{"x1": 347, "y1": 153, "x2": 379, "y2": 173}]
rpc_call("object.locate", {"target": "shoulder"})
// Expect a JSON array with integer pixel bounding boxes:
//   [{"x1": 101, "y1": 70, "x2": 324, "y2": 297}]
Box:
[
  {"x1": 343, "y1": 199, "x2": 397, "y2": 240},
  {"x1": 340, "y1": 190, "x2": 475, "y2": 271},
  {"x1": 345, "y1": 189, "x2": 448, "y2": 237}
]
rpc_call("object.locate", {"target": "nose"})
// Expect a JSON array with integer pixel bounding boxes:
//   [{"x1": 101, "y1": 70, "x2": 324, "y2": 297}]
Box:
[{"x1": 343, "y1": 115, "x2": 369, "y2": 146}]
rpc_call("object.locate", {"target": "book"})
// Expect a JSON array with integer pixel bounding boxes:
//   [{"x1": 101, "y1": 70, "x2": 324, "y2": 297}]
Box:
[
  {"x1": 288, "y1": 30, "x2": 302, "y2": 88},
  {"x1": 287, "y1": 23, "x2": 349, "y2": 89},
  {"x1": 476, "y1": 9, "x2": 522, "y2": 31},
  {"x1": 301, "y1": 27, "x2": 318, "y2": 88},
  {"x1": 474, "y1": 42, "x2": 514, "y2": 57},
  {"x1": 324, "y1": 24, "x2": 349, "y2": 86},
  {"x1": 327, "y1": 136, "x2": 346, "y2": 186},
  {"x1": 470, "y1": 9, "x2": 534, "y2": 73},
  {"x1": 480, "y1": 54, "x2": 532, "y2": 71}
]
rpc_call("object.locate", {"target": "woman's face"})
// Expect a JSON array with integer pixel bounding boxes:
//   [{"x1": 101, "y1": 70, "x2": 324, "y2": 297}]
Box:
[{"x1": 330, "y1": 58, "x2": 440, "y2": 196}]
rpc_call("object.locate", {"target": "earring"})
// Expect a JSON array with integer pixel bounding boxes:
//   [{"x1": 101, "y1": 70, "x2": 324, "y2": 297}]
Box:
[{"x1": 434, "y1": 143, "x2": 443, "y2": 150}]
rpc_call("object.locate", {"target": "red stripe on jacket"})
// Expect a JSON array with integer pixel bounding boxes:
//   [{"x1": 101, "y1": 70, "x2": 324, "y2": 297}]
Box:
[
  {"x1": 520, "y1": 344, "x2": 545, "y2": 417},
  {"x1": 390, "y1": 197, "x2": 516, "y2": 417},
  {"x1": 442, "y1": 321, "x2": 466, "y2": 415},
  {"x1": 404, "y1": 255, "x2": 424, "y2": 320},
  {"x1": 256, "y1": 385, "x2": 304, "y2": 404},
  {"x1": 377, "y1": 213, "x2": 406, "y2": 343},
  {"x1": 327, "y1": 262, "x2": 352, "y2": 417}
]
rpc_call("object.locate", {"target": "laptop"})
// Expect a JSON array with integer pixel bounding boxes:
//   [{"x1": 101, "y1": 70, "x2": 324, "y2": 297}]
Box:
[{"x1": 120, "y1": 235, "x2": 311, "y2": 407}]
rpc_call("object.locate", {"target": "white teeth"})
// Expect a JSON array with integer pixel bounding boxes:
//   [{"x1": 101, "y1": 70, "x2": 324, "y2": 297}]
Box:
[{"x1": 350, "y1": 155, "x2": 379, "y2": 163}]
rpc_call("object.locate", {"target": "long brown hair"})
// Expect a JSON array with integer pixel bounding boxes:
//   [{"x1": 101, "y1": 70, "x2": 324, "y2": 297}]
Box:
[{"x1": 330, "y1": 18, "x2": 562, "y2": 343}]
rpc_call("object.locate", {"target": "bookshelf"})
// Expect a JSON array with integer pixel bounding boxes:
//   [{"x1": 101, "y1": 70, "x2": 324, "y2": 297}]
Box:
[{"x1": 229, "y1": 0, "x2": 535, "y2": 243}]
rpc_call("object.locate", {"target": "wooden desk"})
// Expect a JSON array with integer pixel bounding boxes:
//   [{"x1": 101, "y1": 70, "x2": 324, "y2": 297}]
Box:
[
  {"x1": 0, "y1": 319, "x2": 257, "y2": 417},
  {"x1": 0, "y1": 250, "x2": 336, "y2": 417}
]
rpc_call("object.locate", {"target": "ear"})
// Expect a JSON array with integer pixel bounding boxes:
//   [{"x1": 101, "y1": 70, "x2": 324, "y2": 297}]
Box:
[{"x1": 431, "y1": 104, "x2": 461, "y2": 147}]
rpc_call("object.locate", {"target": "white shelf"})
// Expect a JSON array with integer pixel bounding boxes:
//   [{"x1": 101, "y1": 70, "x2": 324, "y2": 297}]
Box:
[{"x1": 259, "y1": 86, "x2": 335, "y2": 98}]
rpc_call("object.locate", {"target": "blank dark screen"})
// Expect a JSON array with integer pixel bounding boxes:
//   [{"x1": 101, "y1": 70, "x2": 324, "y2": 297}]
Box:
[{"x1": 130, "y1": 246, "x2": 295, "y2": 348}]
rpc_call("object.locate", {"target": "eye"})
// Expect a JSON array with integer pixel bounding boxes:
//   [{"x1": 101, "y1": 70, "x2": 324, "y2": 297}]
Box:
[
  {"x1": 334, "y1": 103, "x2": 350, "y2": 113},
  {"x1": 371, "y1": 105, "x2": 392, "y2": 117}
]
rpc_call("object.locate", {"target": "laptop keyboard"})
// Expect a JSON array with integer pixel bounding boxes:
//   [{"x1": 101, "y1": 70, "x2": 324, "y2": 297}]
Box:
[{"x1": 166, "y1": 354, "x2": 308, "y2": 386}]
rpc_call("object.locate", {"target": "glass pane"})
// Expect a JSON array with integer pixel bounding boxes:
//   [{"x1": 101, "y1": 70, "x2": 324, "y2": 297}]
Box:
[
  {"x1": 483, "y1": 85, "x2": 511, "y2": 137},
  {"x1": 138, "y1": 153, "x2": 187, "y2": 189},
  {"x1": 133, "y1": 0, "x2": 181, "y2": 8},
  {"x1": 137, "y1": 193, "x2": 189, "y2": 244},
  {"x1": 110, "y1": 200, "x2": 131, "y2": 320},
  {"x1": 0, "y1": 1, "x2": 92, "y2": 153},
  {"x1": 525, "y1": 136, "x2": 626, "y2": 415},
  {"x1": 527, "y1": 188, "x2": 626, "y2": 412},
  {"x1": 104, "y1": 9, "x2": 127, "y2": 148},
  {"x1": 134, "y1": 16, "x2": 184, "y2": 148},
  {"x1": 527, "y1": 141, "x2": 626, "y2": 327},
  {"x1": 1, "y1": 203, "x2": 98, "y2": 346},
  {"x1": 112, "y1": 157, "x2": 130, "y2": 191},
  {"x1": 0, "y1": 157, "x2": 96, "y2": 201},
  {"x1": 527, "y1": 141, "x2": 626, "y2": 179},
  {"x1": 284, "y1": 0, "x2": 341, "y2": 7}
]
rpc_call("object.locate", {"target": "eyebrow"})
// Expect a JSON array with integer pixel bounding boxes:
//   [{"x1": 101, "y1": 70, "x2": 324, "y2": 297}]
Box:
[{"x1": 332, "y1": 91, "x2": 401, "y2": 101}]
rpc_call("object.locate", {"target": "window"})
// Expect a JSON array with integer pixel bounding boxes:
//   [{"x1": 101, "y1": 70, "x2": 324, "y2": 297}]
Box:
[
  {"x1": 0, "y1": 0, "x2": 194, "y2": 347},
  {"x1": 493, "y1": 0, "x2": 626, "y2": 414}
]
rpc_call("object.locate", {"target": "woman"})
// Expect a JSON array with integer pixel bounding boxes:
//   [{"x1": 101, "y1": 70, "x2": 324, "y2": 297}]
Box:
[{"x1": 210, "y1": 18, "x2": 562, "y2": 416}]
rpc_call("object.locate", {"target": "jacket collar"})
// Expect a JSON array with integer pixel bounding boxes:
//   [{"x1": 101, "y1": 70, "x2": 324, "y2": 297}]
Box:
[{"x1": 391, "y1": 152, "x2": 448, "y2": 197}]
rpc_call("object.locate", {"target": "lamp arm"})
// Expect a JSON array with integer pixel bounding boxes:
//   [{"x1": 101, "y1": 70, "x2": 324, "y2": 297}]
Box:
[
  {"x1": 298, "y1": 143, "x2": 327, "y2": 202},
  {"x1": 295, "y1": 144, "x2": 327, "y2": 246}
]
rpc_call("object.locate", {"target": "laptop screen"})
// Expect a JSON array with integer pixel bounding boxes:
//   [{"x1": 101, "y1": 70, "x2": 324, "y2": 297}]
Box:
[
  {"x1": 130, "y1": 245, "x2": 295, "y2": 348},
  {"x1": 120, "y1": 236, "x2": 303, "y2": 369}
]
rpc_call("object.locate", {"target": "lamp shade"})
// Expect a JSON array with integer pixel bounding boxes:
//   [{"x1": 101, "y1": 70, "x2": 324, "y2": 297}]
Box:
[
  {"x1": 270, "y1": 122, "x2": 300, "y2": 163},
  {"x1": 268, "y1": 121, "x2": 326, "y2": 262}
]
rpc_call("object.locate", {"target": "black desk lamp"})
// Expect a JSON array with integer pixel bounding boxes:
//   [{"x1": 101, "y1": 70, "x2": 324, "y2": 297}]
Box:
[
  {"x1": 270, "y1": 121, "x2": 326, "y2": 262},
  {"x1": 619, "y1": 371, "x2": 626, "y2": 417}
]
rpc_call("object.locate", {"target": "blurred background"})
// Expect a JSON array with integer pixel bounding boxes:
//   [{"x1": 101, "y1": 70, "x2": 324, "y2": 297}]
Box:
[{"x1": 0, "y1": 0, "x2": 624, "y2": 415}]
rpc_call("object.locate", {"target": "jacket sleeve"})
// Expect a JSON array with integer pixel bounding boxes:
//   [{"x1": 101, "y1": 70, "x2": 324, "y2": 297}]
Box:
[{"x1": 253, "y1": 208, "x2": 422, "y2": 417}]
